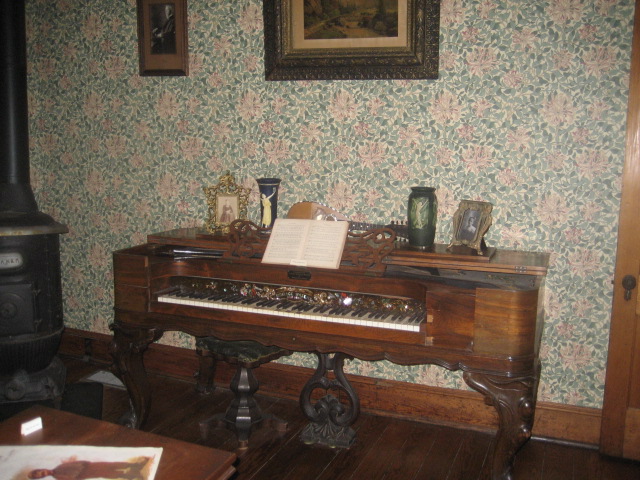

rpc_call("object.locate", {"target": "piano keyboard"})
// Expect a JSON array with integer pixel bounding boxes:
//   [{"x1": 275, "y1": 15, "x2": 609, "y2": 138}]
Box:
[{"x1": 157, "y1": 290, "x2": 424, "y2": 332}]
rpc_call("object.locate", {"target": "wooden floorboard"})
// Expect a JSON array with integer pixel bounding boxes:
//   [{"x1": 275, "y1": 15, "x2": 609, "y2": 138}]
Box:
[
  {"x1": 511, "y1": 438, "x2": 545, "y2": 480},
  {"x1": 315, "y1": 415, "x2": 390, "y2": 480},
  {"x1": 349, "y1": 419, "x2": 406, "y2": 480},
  {"x1": 41, "y1": 357, "x2": 640, "y2": 480},
  {"x1": 446, "y1": 429, "x2": 493, "y2": 480}
]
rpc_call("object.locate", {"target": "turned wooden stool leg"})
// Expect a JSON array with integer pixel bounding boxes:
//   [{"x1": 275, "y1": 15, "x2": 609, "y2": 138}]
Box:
[
  {"x1": 196, "y1": 337, "x2": 291, "y2": 450},
  {"x1": 195, "y1": 348, "x2": 216, "y2": 395},
  {"x1": 226, "y1": 365, "x2": 261, "y2": 449},
  {"x1": 199, "y1": 363, "x2": 288, "y2": 450}
]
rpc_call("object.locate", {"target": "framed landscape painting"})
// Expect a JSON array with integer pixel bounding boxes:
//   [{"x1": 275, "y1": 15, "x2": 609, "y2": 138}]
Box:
[{"x1": 264, "y1": 0, "x2": 440, "y2": 81}]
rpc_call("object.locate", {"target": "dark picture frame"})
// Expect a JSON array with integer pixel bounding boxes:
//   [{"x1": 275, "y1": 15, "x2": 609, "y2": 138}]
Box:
[
  {"x1": 448, "y1": 200, "x2": 493, "y2": 255},
  {"x1": 264, "y1": 0, "x2": 440, "y2": 81},
  {"x1": 137, "y1": 0, "x2": 189, "y2": 76}
]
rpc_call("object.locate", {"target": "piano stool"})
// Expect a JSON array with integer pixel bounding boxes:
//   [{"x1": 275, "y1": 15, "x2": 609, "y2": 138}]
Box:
[{"x1": 195, "y1": 337, "x2": 292, "y2": 450}]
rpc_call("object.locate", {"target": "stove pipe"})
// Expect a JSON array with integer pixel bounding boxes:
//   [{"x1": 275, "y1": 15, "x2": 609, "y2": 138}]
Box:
[
  {"x1": 0, "y1": 0, "x2": 37, "y2": 214},
  {"x1": 0, "y1": 0, "x2": 68, "y2": 403}
]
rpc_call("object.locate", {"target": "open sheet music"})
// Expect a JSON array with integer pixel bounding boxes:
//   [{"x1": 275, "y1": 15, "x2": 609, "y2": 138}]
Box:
[{"x1": 262, "y1": 218, "x2": 349, "y2": 269}]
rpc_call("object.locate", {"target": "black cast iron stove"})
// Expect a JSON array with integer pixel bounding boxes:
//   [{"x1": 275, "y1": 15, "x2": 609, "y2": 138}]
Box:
[{"x1": 0, "y1": 0, "x2": 68, "y2": 405}]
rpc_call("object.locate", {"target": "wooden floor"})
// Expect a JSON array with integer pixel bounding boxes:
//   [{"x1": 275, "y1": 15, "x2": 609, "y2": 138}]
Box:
[{"x1": 59, "y1": 356, "x2": 640, "y2": 480}]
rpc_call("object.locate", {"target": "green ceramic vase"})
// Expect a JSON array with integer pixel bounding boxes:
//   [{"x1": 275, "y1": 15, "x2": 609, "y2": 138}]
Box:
[{"x1": 408, "y1": 186, "x2": 437, "y2": 250}]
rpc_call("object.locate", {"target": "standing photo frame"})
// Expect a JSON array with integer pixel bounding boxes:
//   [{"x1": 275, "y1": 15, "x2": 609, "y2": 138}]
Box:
[
  {"x1": 204, "y1": 172, "x2": 251, "y2": 234},
  {"x1": 137, "y1": 0, "x2": 189, "y2": 76},
  {"x1": 263, "y1": 0, "x2": 440, "y2": 81},
  {"x1": 448, "y1": 200, "x2": 493, "y2": 255}
]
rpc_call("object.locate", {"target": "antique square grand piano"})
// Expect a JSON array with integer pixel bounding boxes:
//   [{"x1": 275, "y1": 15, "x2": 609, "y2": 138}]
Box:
[{"x1": 110, "y1": 220, "x2": 549, "y2": 480}]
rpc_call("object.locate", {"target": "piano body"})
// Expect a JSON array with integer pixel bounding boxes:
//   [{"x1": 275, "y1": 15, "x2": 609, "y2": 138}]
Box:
[{"x1": 110, "y1": 224, "x2": 549, "y2": 480}]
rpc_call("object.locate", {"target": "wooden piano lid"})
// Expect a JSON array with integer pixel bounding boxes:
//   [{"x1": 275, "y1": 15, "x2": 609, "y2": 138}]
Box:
[
  {"x1": 147, "y1": 228, "x2": 550, "y2": 277},
  {"x1": 387, "y1": 242, "x2": 550, "y2": 276},
  {"x1": 148, "y1": 227, "x2": 228, "y2": 248}
]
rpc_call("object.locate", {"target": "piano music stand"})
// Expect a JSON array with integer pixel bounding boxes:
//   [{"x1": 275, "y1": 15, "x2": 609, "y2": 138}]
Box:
[{"x1": 195, "y1": 337, "x2": 291, "y2": 450}]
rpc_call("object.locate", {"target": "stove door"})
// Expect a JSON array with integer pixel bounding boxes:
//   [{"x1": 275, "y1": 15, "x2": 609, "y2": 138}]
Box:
[{"x1": 0, "y1": 283, "x2": 35, "y2": 336}]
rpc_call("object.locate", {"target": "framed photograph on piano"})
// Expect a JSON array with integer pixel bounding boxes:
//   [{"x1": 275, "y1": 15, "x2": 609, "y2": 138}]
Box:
[
  {"x1": 448, "y1": 200, "x2": 493, "y2": 255},
  {"x1": 203, "y1": 171, "x2": 251, "y2": 234}
]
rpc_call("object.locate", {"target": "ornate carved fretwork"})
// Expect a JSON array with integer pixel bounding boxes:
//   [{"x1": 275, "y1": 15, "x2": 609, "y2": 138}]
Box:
[
  {"x1": 224, "y1": 219, "x2": 395, "y2": 274},
  {"x1": 225, "y1": 219, "x2": 270, "y2": 259},
  {"x1": 342, "y1": 228, "x2": 395, "y2": 274}
]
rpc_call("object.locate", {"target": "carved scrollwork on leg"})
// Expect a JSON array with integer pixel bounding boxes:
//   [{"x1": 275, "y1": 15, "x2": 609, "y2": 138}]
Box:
[
  {"x1": 463, "y1": 362, "x2": 540, "y2": 480},
  {"x1": 299, "y1": 353, "x2": 360, "y2": 448},
  {"x1": 109, "y1": 323, "x2": 163, "y2": 429}
]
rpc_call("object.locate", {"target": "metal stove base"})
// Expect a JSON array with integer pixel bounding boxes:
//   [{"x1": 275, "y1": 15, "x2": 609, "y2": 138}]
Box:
[{"x1": 0, "y1": 356, "x2": 66, "y2": 404}]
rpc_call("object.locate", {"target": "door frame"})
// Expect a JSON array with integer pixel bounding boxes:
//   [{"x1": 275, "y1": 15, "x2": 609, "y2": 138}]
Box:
[{"x1": 600, "y1": 0, "x2": 640, "y2": 458}]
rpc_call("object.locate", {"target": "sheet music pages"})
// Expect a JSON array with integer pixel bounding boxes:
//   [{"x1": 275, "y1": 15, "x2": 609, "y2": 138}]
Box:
[{"x1": 262, "y1": 218, "x2": 349, "y2": 269}]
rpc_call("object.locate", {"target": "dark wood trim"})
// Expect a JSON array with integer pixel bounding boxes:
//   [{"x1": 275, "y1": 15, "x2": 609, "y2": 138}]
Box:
[{"x1": 60, "y1": 328, "x2": 601, "y2": 446}]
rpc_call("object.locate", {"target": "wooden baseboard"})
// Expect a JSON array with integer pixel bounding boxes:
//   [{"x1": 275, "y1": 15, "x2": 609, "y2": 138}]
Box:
[{"x1": 60, "y1": 328, "x2": 602, "y2": 446}]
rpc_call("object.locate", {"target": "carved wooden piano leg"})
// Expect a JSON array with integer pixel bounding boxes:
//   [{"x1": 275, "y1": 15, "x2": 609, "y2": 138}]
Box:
[
  {"x1": 299, "y1": 353, "x2": 360, "y2": 448},
  {"x1": 109, "y1": 323, "x2": 163, "y2": 429},
  {"x1": 463, "y1": 363, "x2": 540, "y2": 480}
]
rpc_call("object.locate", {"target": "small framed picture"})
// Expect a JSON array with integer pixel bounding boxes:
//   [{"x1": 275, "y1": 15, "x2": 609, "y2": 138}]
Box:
[
  {"x1": 448, "y1": 200, "x2": 493, "y2": 255},
  {"x1": 217, "y1": 195, "x2": 239, "y2": 225},
  {"x1": 136, "y1": 0, "x2": 189, "y2": 76},
  {"x1": 203, "y1": 172, "x2": 251, "y2": 234}
]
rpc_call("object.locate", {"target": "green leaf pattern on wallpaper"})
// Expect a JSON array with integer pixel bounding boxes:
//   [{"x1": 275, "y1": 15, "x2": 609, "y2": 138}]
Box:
[{"x1": 25, "y1": 0, "x2": 634, "y2": 408}]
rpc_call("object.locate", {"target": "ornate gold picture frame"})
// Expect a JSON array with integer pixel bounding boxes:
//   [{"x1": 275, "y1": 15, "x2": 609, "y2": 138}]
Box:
[
  {"x1": 203, "y1": 172, "x2": 251, "y2": 234},
  {"x1": 264, "y1": 0, "x2": 440, "y2": 80},
  {"x1": 448, "y1": 200, "x2": 493, "y2": 255}
]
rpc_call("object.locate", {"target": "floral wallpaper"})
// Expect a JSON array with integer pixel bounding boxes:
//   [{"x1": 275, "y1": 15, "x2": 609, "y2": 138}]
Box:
[{"x1": 25, "y1": 0, "x2": 634, "y2": 409}]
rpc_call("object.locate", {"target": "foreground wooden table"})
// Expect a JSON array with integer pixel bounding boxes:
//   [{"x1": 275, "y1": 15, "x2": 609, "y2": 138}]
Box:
[{"x1": 0, "y1": 405, "x2": 236, "y2": 480}]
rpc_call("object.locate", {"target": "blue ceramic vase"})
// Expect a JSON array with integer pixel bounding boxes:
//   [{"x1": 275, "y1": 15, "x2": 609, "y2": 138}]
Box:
[{"x1": 256, "y1": 178, "x2": 281, "y2": 228}]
